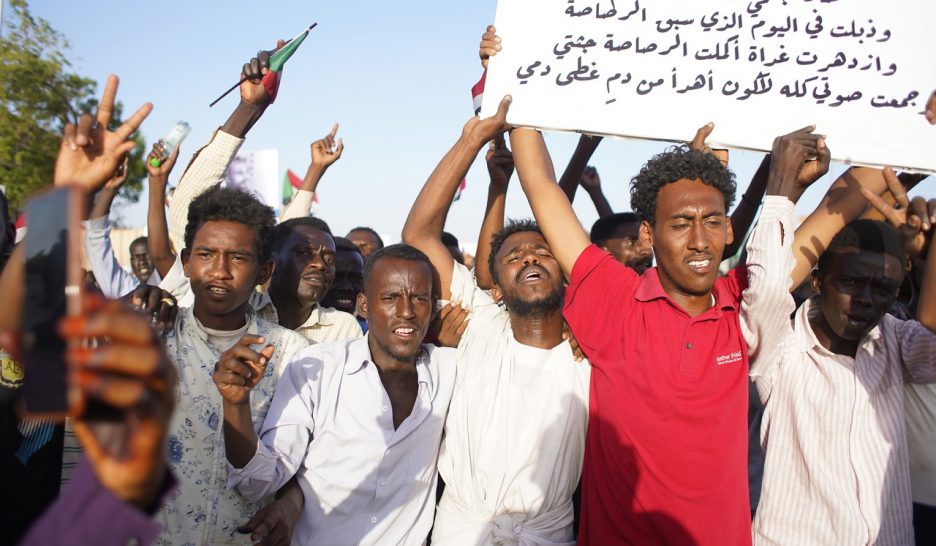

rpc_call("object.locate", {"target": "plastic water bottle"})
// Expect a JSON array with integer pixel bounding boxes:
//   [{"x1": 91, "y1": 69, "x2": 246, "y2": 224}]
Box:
[{"x1": 149, "y1": 121, "x2": 191, "y2": 168}]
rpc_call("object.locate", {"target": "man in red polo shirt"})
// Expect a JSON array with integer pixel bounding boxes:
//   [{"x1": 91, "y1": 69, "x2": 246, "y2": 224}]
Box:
[{"x1": 507, "y1": 125, "x2": 828, "y2": 545}]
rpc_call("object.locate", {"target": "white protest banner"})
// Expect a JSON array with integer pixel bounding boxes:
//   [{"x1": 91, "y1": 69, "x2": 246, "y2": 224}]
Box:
[
  {"x1": 223, "y1": 149, "x2": 281, "y2": 209},
  {"x1": 481, "y1": 0, "x2": 936, "y2": 173}
]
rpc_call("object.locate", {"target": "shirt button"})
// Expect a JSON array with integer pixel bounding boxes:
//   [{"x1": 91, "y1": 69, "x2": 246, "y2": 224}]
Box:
[
  {"x1": 686, "y1": 342, "x2": 692, "y2": 350},
  {"x1": 382, "y1": 405, "x2": 389, "y2": 412},
  {"x1": 371, "y1": 516, "x2": 378, "y2": 524}
]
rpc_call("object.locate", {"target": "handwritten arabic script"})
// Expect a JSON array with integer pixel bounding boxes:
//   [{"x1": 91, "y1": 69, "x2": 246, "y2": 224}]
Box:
[
  {"x1": 522, "y1": 0, "x2": 913, "y2": 107},
  {"x1": 483, "y1": 0, "x2": 935, "y2": 172}
]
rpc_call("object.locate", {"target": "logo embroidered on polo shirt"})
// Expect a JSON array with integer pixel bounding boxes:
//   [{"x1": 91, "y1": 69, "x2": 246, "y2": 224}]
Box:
[{"x1": 715, "y1": 350, "x2": 743, "y2": 366}]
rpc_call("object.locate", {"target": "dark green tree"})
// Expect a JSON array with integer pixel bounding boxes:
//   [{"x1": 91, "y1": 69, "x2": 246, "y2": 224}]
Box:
[{"x1": 0, "y1": 0, "x2": 145, "y2": 218}]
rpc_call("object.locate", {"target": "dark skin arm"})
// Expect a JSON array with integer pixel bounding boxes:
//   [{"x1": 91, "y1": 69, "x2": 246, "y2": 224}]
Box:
[
  {"x1": 861, "y1": 170, "x2": 936, "y2": 333},
  {"x1": 400, "y1": 97, "x2": 511, "y2": 300},
  {"x1": 214, "y1": 334, "x2": 276, "y2": 468},
  {"x1": 219, "y1": 41, "x2": 285, "y2": 138},
  {"x1": 474, "y1": 134, "x2": 513, "y2": 290},
  {"x1": 860, "y1": 172, "x2": 928, "y2": 222},
  {"x1": 790, "y1": 167, "x2": 892, "y2": 288},
  {"x1": 578, "y1": 166, "x2": 613, "y2": 218},
  {"x1": 300, "y1": 123, "x2": 343, "y2": 193},
  {"x1": 510, "y1": 128, "x2": 591, "y2": 279},
  {"x1": 724, "y1": 155, "x2": 769, "y2": 258},
  {"x1": 238, "y1": 477, "x2": 304, "y2": 546},
  {"x1": 557, "y1": 134, "x2": 603, "y2": 204},
  {"x1": 87, "y1": 158, "x2": 128, "y2": 221},
  {"x1": 765, "y1": 126, "x2": 829, "y2": 200},
  {"x1": 146, "y1": 142, "x2": 180, "y2": 277}
]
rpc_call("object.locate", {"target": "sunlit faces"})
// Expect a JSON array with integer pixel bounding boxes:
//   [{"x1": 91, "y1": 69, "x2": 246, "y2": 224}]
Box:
[
  {"x1": 270, "y1": 225, "x2": 336, "y2": 307},
  {"x1": 809, "y1": 248, "x2": 903, "y2": 350},
  {"x1": 347, "y1": 229, "x2": 382, "y2": 259},
  {"x1": 129, "y1": 239, "x2": 154, "y2": 282},
  {"x1": 641, "y1": 178, "x2": 733, "y2": 300},
  {"x1": 600, "y1": 222, "x2": 653, "y2": 274},
  {"x1": 182, "y1": 220, "x2": 272, "y2": 330},
  {"x1": 359, "y1": 257, "x2": 434, "y2": 363},
  {"x1": 493, "y1": 231, "x2": 564, "y2": 317},
  {"x1": 323, "y1": 248, "x2": 364, "y2": 314}
]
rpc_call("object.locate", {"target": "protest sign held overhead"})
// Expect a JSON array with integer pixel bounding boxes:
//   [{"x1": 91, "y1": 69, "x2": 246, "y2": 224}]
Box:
[{"x1": 481, "y1": 0, "x2": 936, "y2": 172}]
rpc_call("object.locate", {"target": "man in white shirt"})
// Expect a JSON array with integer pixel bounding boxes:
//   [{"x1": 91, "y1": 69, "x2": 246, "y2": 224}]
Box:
[
  {"x1": 220, "y1": 244, "x2": 456, "y2": 545},
  {"x1": 751, "y1": 213, "x2": 936, "y2": 545},
  {"x1": 401, "y1": 98, "x2": 589, "y2": 545},
  {"x1": 155, "y1": 185, "x2": 310, "y2": 545}
]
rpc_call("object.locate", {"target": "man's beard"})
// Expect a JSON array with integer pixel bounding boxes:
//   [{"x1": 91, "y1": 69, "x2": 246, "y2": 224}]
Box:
[{"x1": 503, "y1": 284, "x2": 565, "y2": 318}]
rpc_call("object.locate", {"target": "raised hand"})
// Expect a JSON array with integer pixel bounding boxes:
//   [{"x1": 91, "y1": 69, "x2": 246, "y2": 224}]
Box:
[
  {"x1": 462, "y1": 95, "x2": 512, "y2": 148},
  {"x1": 486, "y1": 135, "x2": 514, "y2": 189},
  {"x1": 54, "y1": 75, "x2": 152, "y2": 191},
  {"x1": 688, "y1": 122, "x2": 729, "y2": 166},
  {"x1": 579, "y1": 166, "x2": 601, "y2": 193},
  {"x1": 102, "y1": 157, "x2": 129, "y2": 192},
  {"x1": 240, "y1": 39, "x2": 287, "y2": 106},
  {"x1": 860, "y1": 167, "x2": 936, "y2": 259},
  {"x1": 146, "y1": 140, "x2": 180, "y2": 183},
  {"x1": 310, "y1": 123, "x2": 344, "y2": 172},
  {"x1": 479, "y1": 25, "x2": 501, "y2": 69},
  {"x1": 766, "y1": 125, "x2": 830, "y2": 198},
  {"x1": 212, "y1": 334, "x2": 275, "y2": 405},
  {"x1": 60, "y1": 295, "x2": 176, "y2": 509}
]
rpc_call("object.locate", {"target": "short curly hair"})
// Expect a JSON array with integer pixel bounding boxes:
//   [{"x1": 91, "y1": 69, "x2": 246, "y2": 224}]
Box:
[
  {"x1": 630, "y1": 146, "x2": 736, "y2": 225},
  {"x1": 818, "y1": 219, "x2": 907, "y2": 274},
  {"x1": 488, "y1": 218, "x2": 542, "y2": 285},
  {"x1": 183, "y1": 186, "x2": 276, "y2": 263},
  {"x1": 363, "y1": 243, "x2": 434, "y2": 294},
  {"x1": 273, "y1": 216, "x2": 333, "y2": 253}
]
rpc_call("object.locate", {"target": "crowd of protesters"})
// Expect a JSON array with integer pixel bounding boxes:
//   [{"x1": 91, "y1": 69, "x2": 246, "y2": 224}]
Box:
[{"x1": 0, "y1": 25, "x2": 935, "y2": 546}]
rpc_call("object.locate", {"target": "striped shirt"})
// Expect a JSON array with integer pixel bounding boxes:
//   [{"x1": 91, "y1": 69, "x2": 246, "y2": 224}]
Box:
[
  {"x1": 228, "y1": 336, "x2": 456, "y2": 545},
  {"x1": 751, "y1": 298, "x2": 936, "y2": 545}
]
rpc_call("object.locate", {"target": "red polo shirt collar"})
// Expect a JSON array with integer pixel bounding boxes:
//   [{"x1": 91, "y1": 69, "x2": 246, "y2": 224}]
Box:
[{"x1": 633, "y1": 267, "x2": 739, "y2": 314}]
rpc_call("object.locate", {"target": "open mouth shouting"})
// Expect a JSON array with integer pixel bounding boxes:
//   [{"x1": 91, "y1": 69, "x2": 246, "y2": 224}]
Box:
[{"x1": 516, "y1": 265, "x2": 548, "y2": 285}]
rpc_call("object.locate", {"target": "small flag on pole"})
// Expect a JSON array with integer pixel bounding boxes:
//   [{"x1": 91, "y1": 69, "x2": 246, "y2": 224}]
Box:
[
  {"x1": 471, "y1": 70, "x2": 486, "y2": 116},
  {"x1": 453, "y1": 178, "x2": 467, "y2": 202},
  {"x1": 282, "y1": 169, "x2": 318, "y2": 206}
]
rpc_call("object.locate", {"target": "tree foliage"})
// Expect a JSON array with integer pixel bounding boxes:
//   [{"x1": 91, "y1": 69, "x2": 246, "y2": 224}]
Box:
[{"x1": 0, "y1": 0, "x2": 145, "y2": 217}]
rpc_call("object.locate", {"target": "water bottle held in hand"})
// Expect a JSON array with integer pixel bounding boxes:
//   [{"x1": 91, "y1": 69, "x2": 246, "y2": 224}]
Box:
[{"x1": 149, "y1": 121, "x2": 191, "y2": 168}]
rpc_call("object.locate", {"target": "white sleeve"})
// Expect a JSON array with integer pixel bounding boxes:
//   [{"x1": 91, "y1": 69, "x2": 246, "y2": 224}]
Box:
[
  {"x1": 279, "y1": 190, "x2": 315, "y2": 222},
  {"x1": 226, "y1": 353, "x2": 319, "y2": 500},
  {"x1": 743, "y1": 196, "x2": 797, "y2": 401},
  {"x1": 168, "y1": 130, "x2": 244, "y2": 250},
  {"x1": 82, "y1": 216, "x2": 139, "y2": 299}
]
